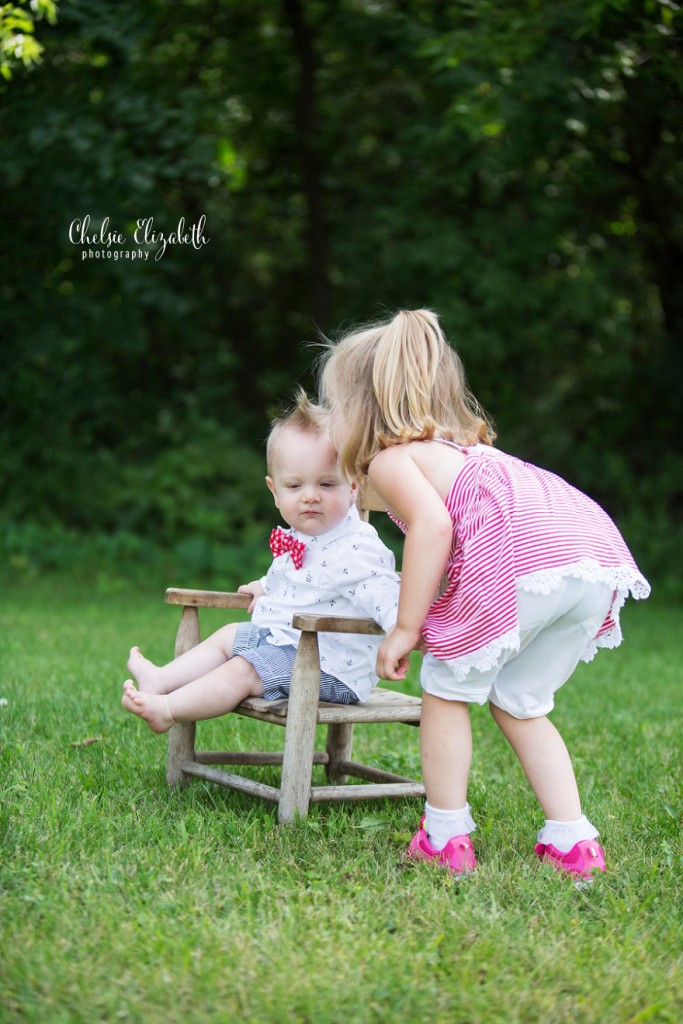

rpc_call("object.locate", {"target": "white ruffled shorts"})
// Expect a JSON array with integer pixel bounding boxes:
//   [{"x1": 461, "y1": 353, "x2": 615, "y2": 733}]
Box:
[{"x1": 420, "y1": 577, "x2": 615, "y2": 719}]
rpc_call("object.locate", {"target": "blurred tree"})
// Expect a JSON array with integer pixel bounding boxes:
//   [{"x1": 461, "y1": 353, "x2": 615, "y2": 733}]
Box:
[
  {"x1": 0, "y1": 0, "x2": 680, "y2": 585},
  {"x1": 408, "y1": 0, "x2": 682, "y2": 496}
]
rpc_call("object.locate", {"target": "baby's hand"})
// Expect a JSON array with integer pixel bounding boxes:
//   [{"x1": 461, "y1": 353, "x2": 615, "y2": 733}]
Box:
[{"x1": 238, "y1": 580, "x2": 264, "y2": 614}]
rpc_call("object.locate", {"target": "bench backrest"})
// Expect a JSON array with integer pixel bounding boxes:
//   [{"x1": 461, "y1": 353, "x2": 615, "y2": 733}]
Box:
[{"x1": 357, "y1": 480, "x2": 385, "y2": 520}]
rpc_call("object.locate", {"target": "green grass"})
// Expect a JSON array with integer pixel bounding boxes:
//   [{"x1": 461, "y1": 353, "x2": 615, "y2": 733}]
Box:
[{"x1": 0, "y1": 575, "x2": 681, "y2": 1024}]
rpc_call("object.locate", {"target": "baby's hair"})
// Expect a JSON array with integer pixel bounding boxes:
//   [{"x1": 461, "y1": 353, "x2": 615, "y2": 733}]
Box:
[
  {"x1": 266, "y1": 387, "x2": 330, "y2": 475},
  {"x1": 320, "y1": 308, "x2": 494, "y2": 479}
]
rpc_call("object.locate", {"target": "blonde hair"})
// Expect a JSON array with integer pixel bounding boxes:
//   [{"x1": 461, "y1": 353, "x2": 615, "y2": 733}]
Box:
[
  {"x1": 266, "y1": 387, "x2": 330, "y2": 474},
  {"x1": 320, "y1": 309, "x2": 494, "y2": 479}
]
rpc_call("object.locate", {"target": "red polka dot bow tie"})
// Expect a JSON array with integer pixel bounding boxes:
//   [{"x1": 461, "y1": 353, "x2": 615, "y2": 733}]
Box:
[{"x1": 269, "y1": 527, "x2": 306, "y2": 570}]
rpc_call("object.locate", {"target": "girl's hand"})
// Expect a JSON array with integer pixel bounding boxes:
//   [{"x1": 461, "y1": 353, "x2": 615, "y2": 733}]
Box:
[
  {"x1": 376, "y1": 625, "x2": 421, "y2": 681},
  {"x1": 238, "y1": 580, "x2": 265, "y2": 614}
]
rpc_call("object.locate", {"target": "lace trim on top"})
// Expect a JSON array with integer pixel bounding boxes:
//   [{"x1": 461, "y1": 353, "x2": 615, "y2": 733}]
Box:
[
  {"x1": 516, "y1": 559, "x2": 651, "y2": 600},
  {"x1": 436, "y1": 626, "x2": 521, "y2": 683}
]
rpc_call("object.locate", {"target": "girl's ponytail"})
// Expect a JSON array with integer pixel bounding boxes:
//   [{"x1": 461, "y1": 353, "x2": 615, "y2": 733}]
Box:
[
  {"x1": 320, "y1": 308, "x2": 494, "y2": 479},
  {"x1": 372, "y1": 310, "x2": 448, "y2": 442}
]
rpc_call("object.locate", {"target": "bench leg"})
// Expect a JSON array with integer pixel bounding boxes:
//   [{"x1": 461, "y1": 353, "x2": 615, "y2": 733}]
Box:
[
  {"x1": 166, "y1": 606, "x2": 199, "y2": 788},
  {"x1": 278, "y1": 631, "x2": 320, "y2": 824},
  {"x1": 325, "y1": 723, "x2": 354, "y2": 783}
]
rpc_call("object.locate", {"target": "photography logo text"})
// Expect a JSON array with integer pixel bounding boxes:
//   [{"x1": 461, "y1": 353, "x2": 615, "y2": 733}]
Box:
[{"x1": 69, "y1": 214, "x2": 210, "y2": 262}]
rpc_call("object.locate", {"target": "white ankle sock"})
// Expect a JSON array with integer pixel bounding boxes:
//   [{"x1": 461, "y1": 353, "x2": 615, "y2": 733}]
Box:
[
  {"x1": 536, "y1": 815, "x2": 599, "y2": 853},
  {"x1": 424, "y1": 801, "x2": 476, "y2": 851}
]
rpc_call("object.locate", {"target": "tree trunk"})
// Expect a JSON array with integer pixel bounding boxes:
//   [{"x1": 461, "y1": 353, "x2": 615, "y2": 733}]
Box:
[{"x1": 282, "y1": 0, "x2": 329, "y2": 327}]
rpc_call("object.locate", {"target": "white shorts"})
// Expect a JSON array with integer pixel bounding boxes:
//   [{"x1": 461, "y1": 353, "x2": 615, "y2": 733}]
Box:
[{"x1": 420, "y1": 577, "x2": 615, "y2": 719}]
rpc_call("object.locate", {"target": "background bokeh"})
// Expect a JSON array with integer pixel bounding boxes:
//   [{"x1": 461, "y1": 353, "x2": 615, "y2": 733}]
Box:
[{"x1": 1, "y1": 0, "x2": 681, "y2": 591}]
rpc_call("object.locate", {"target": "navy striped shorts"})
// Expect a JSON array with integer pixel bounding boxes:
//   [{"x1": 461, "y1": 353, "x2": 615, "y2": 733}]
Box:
[{"x1": 232, "y1": 623, "x2": 359, "y2": 704}]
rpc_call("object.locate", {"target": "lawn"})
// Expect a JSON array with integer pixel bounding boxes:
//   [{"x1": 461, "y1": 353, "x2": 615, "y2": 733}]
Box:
[{"x1": 0, "y1": 575, "x2": 681, "y2": 1024}]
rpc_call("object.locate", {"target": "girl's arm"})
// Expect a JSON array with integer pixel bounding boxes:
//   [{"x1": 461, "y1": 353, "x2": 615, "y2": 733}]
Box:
[{"x1": 368, "y1": 446, "x2": 453, "y2": 679}]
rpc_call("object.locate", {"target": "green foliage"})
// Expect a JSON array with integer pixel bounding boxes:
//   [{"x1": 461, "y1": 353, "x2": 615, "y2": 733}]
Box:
[
  {"x1": 0, "y1": 0, "x2": 58, "y2": 78},
  {"x1": 0, "y1": 0, "x2": 681, "y2": 589},
  {"x1": 109, "y1": 416, "x2": 270, "y2": 548},
  {"x1": 0, "y1": 415, "x2": 276, "y2": 586}
]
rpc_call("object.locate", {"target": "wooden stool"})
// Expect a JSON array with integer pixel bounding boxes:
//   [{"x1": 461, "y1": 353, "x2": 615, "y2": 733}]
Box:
[{"x1": 164, "y1": 589, "x2": 423, "y2": 823}]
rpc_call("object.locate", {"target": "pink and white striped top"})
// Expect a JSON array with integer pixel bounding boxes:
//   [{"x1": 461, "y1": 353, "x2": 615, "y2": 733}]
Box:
[{"x1": 392, "y1": 443, "x2": 650, "y2": 669}]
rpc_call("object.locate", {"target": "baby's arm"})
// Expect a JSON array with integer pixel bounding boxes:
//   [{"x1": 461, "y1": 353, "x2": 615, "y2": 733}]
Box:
[
  {"x1": 237, "y1": 580, "x2": 265, "y2": 614},
  {"x1": 368, "y1": 446, "x2": 453, "y2": 679},
  {"x1": 343, "y1": 538, "x2": 400, "y2": 631}
]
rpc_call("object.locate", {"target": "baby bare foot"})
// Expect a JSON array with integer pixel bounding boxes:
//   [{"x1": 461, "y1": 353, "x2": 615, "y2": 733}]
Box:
[
  {"x1": 127, "y1": 646, "x2": 165, "y2": 693},
  {"x1": 121, "y1": 680, "x2": 176, "y2": 734},
  {"x1": 122, "y1": 679, "x2": 138, "y2": 702}
]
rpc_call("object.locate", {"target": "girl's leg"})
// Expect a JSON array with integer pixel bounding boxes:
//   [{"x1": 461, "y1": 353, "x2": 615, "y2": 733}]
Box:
[
  {"x1": 122, "y1": 655, "x2": 263, "y2": 733},
  {"x1": 490, "y1": 704, "x2": 603, "y2": 873},
  {"x1": 487, "y1": 579, "x2": 615, "y2": 822},
  {"x1": 127, "y1": 623, "x2": 241, "y2": 695},
  {"x1": 408, "y1": 694, "x2": 477, "y2": 867},
  {"x1": 489, "y1": 703, "x2": 582, "y2": 820},
  {"x1": 420, "y1": 693, "x2": 472, "y2": 809}
]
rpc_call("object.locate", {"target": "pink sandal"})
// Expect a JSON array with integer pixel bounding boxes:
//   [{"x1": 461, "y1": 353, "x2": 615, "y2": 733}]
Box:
[
  {"x1": 406, "y1": 816, "x2": 476, "y2": 875},
  {"x1": 535, "y1": 839, "x2": 606, "y2": 878}
]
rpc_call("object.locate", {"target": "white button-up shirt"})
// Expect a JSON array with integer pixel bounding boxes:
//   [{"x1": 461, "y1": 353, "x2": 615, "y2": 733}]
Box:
[{"x1": 253, "y1": 506, "x2": 400, "y2": 700}]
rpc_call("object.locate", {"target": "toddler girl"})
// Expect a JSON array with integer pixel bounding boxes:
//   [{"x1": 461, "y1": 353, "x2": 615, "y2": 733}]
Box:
[{"x1": 320, "y1": 309, "x2": 650, "y2": 878}]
